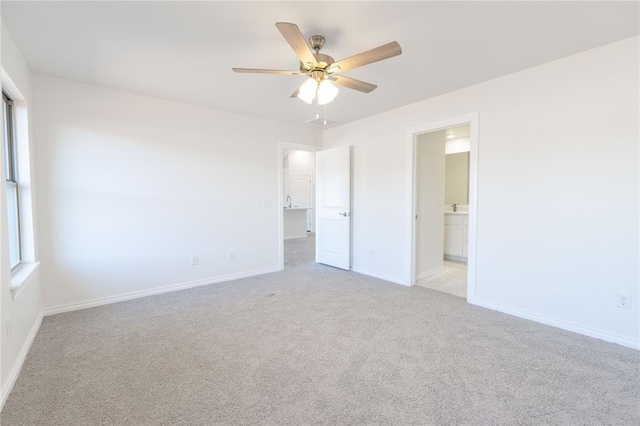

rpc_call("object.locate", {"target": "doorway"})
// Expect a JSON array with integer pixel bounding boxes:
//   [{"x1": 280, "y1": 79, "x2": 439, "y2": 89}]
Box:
[
  {"x1": 406, "y1": 114, "x2": 478, "y2": 301},
  {"x1": 278, "y1": 142, "x2": 318, "y2": 269}
]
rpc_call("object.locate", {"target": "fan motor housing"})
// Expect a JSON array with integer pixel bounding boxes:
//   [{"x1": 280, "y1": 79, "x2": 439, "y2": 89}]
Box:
[
  {"x1": 300, "y1": 53, "x2": 335, "y2": 73},
  {"x1": 309, "y1": 35, "x2": 326, "y2": 51}
]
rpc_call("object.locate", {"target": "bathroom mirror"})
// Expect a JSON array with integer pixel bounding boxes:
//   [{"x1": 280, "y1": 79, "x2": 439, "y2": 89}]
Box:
[{"x1": 445, "y1": 152, "x2": 469, "y2": 204}]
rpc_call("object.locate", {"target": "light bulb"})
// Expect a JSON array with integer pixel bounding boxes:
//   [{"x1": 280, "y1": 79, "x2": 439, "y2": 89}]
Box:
[
  {"x1": 297, "y1": 79, "x2": 318, "y2": 104},
  {"x1": 317, "y1": 80, "x2": 338, "y2": 105}
]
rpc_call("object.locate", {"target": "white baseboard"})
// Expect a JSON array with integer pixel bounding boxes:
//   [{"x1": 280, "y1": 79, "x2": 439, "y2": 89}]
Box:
[
  {"x1": 417, "y1": 266, "x2": 444, "y2": 281},
  {"x1": 1, "y1": 312, "x2": 43, "y2": 411},
  {"x1": 284, "y1": 234, "x2": 308, "y2": 240},
  {"x1": 43, "y1": 266, "x2": 280, "y2": 316},
  {"x1": 444, "y1": 254, "x2": 468, "y2": 263},
  {"x1": 351, "y1": 266, "x2": 407, "y2": 286},
  {"x1": 471, "y1": 298, "x2": 640, "y2": 350}
]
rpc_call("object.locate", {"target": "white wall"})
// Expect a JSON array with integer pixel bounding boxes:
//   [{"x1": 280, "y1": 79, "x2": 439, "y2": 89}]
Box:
[
  {"x1": 416, "y1": 130, "x2": 445, "y2": 279},
  {"x1": 323, "y1": 36, "x2": 640, "y2": 348},
  {"x1": 33, "y1": 76, "x2": 321, "y2": 312},
  {"x1": 445, "y1": 137, "x2": 471, "y2": 155},
  {"x1": 0, "y1": 21, "x2": 43, "y2": 405},
  {"x1": 283, "y1": 150, "x2": 315, "y2": 231},
  {"x1": 286, "y1": 150, "x2": 315, "y2": 177},
  {"x1": 283, "y1": 150, "x2": 314, "y2": 207}
]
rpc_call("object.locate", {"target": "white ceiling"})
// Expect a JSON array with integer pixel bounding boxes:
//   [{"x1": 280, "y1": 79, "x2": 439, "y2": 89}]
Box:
[{"x1": 2, "y1": 1, "x2": 638, "y2": 128}]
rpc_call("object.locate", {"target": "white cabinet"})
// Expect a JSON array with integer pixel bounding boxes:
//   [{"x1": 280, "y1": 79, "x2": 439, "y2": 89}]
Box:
[
  {"x1": 444, "y1": 224, "x2": 463, "y2": 255},
  {"x1": 284, "y1": 208, "x2": 309, "y2": 239},
  {"x1": 444, "y1": 213, "x2": 468, "y2": 261}
]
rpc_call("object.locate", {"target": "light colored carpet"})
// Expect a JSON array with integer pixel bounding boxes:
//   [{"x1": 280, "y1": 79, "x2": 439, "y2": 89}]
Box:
[{"x1": 2, "y1": 234, "x2": 639, "y2": 425}]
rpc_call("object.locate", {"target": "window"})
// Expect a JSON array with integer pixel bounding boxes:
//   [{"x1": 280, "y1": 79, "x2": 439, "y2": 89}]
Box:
[{"x1": 3, "y1": 91, "x2": 21, "y2": 270}]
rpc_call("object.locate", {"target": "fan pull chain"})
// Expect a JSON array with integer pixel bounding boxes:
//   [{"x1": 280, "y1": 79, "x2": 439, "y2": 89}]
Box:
[
  {"x1": 323, "y1": 104, "x2": 327, "y2": 127},
  {"x1": 315, "y1": 95, "x2": 320, "y2": 120}
]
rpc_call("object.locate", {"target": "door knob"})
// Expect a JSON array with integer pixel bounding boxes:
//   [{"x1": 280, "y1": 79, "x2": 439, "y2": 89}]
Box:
[{"x1": 338, "y1": 212, "x2": 349, "y2": 217}]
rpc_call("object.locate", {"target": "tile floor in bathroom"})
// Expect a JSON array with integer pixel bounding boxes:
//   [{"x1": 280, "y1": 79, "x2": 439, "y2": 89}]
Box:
[{"x1": 416, "y1": 260, "x2": 467, "y2": 298}]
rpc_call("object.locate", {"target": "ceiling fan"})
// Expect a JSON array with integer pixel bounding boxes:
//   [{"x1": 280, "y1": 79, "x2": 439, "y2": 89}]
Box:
[{"x1": 232, "y1": 22, "x2": 402, "y2": 105}]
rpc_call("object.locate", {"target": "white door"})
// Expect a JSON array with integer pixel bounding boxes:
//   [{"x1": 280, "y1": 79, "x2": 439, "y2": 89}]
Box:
[
  {"x1": 292, "y1": 174, "x2": 312, "y2": 208},
  {"x1": 316, "y1": 146, "x2": 351, "y2": 269}
]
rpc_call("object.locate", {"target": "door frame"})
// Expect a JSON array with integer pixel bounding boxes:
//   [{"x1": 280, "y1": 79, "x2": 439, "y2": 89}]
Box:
[
  {"x1": 405, "y1": 113, "x2": 479, "y2": 302},
  {"x1": 277, "y1": 141, "x2": 319, "y2": 270}
]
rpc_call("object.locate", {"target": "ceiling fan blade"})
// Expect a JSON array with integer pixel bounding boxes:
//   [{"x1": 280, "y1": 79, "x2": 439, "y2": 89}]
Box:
[
  {"x1": 275, "y1": 22, "x2": 318, "y2": 68},
  {"x1": 290, "y1": 87, "x2": 300, "y2": 98},
  {"x1": 232, "y1": 68, "x2": 303, "y2": 75},
  {"x1": 331, "y1": 75, "x2": 377, "y2": 93},
  {"x1": 330, "y1": 41, "x2": 401, "y2": 73}
]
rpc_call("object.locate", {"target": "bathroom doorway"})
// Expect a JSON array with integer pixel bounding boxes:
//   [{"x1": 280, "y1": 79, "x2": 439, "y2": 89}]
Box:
[
  {"x1": 407, "y1": 114, "x2": 478, "y2": 301},
  {"x1": 277, "y1": 142, "x2": 318, "y2": 269}
]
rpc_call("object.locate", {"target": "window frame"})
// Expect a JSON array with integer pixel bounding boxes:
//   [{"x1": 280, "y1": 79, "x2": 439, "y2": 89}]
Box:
[{"x1": 3, "y1": 90, "x2": 22, "y2": 271}]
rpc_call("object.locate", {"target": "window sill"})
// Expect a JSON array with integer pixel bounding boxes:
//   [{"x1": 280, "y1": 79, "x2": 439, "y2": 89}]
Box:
[{"x1": 11, "y1": 261, "x2": 40, "y2": 301}]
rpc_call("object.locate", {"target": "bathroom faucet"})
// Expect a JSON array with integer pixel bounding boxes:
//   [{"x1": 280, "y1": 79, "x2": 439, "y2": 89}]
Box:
[
  {"x1": 286, "y1": 196, "x2": 292, "y2": 208},
  {"x1": 452, "y1": 203, "x2": 457, "y2": 212}
]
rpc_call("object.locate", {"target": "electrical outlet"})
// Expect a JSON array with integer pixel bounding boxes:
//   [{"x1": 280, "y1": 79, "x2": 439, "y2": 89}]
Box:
[
  {"x1": 228, "y1": 251, "x2": 235, "y2": 260},
  {"x1": 191, "y1": 256, "x2": 199, "y2": 266},
  {"x1": 617, "y1": 293, "x2": 631, "y2": 309},
  {"x1": 6, "y1": 318, "x2": 12, "y2": 338}
]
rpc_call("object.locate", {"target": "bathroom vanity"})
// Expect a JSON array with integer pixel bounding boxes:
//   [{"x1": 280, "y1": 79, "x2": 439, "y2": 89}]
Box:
[
  {"x1": 444, "y1": 212, "x2": 468, "y2": 262},
  {"x1": 283, "y1": 207, "x2": 310, "y2": 239}
]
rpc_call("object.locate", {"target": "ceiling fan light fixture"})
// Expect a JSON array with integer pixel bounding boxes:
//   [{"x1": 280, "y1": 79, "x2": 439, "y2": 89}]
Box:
[
  {"x1": 317, "y1": 80, "x2": 339, "y2": 105},
  {"x1": 234, "y1": 22, "x2": 402, "y2": 106},
  {"x1": 297, "y1": 79, "x2": 318, "y2": 104}
]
